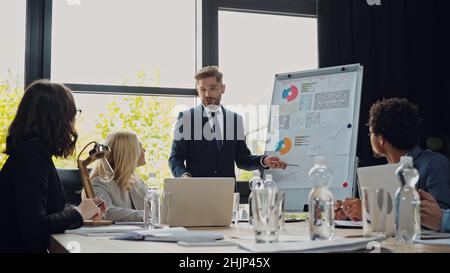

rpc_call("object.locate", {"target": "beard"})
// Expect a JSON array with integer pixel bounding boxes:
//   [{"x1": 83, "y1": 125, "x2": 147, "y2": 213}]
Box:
[{"x1": 203, "y1": 95, "x2": 221, "y2": 106}]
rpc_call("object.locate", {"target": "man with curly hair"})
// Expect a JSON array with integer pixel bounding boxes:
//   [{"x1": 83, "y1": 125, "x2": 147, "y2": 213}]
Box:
[{"x1": 335, "y1": 98, "x2": 450, "y2": 225}]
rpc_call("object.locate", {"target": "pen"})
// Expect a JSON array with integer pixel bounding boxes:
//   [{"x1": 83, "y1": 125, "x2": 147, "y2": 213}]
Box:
[{"x1": 268, "y1": 159, "x2": 299, "y2": 167}]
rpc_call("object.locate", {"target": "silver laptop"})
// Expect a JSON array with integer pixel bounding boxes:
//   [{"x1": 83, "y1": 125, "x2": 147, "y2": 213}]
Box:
[
  {"x1": 357, "y1": 164, "x2": 401, "y2": 236},
  {"x1": 164, "y1": 178, "x2": 235, "y2": 227}
]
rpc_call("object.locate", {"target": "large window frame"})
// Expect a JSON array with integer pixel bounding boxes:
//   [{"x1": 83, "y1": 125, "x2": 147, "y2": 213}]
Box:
[
  {"x1": 202, "y1": 0, "x2": 317, "y2": 67},
  {"x1": 25, "y1": 0, "x2": 200, "y2": 97},
  {"x1": 23, "y1": 0, "x2": 316, "y2": 178},
  {"x1": 25, "y1": 0, "x2": 316, "y2": 94},
  {"x1": 19, "y1": 0, "x2": 317, "y2": 184}
]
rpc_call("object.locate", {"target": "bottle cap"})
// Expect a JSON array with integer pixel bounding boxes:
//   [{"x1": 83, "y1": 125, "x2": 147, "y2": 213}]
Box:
[
  {"x1": 400, "y1": 156, "x2": 413, "y2": 167},
  {"x1": 313, "y1": 156, "x2": 327, "y2": 166}
]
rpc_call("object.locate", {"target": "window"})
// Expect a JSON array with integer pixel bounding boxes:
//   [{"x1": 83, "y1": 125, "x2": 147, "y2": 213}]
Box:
[
  {"x1": 3, "y1": 0, "x2": 317, "y2": 184},
  {"x1": 51, "y1": 0, "x2": 197, "y2": 89},
  {"x1": 218, "y1": 9, "x2": 317, "y2": 179},
  {"x1": 0, "y1": 0, "x2": 26, "y2": 167},
  {"x1": 49, "y1": 0, "x2": 199, "y2": 188},
  {"x1": 219, "y1": 11, "x2": 317, "y2": 108},
  {"x1": 55, "y1": 92, "x2": 195, "y2": 188}
]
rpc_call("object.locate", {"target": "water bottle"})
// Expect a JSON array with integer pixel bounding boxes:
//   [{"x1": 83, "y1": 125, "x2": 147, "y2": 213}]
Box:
[
  {"x1": 148, "y1": 172, "x2": 157, "y2": 187},
  {"x1": 263, "y1": 174, "x2": 277, "y2": 188},
  {"x1": 308, "y1": 156, "x2": 335, "y2": 240},
  {"x1": 395, "y1": 156, "x2": 420, "y2": 243},
  {"x1": 143, "y1": 187, "x2": 158, "y2": 229},
  {"x1": 248, "y1": 170, "x2": 263, "y2": 229},
  {"x1": 263, "y1": 173, "x2": 286, "y2": 230}
]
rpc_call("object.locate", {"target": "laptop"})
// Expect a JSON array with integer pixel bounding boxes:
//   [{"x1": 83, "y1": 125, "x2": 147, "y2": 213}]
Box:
[
  {"x1": 163, "y1": 178, "x2": 235, "y2": 227},
  {"x1": 357, "y1": 163, "x2": 401, "y2": 236}
]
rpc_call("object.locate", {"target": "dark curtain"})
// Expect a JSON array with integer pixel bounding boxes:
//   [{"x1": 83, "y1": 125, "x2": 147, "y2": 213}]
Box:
[{"x1": 317, "y1": 0, "x2": 450, "y2": 167}]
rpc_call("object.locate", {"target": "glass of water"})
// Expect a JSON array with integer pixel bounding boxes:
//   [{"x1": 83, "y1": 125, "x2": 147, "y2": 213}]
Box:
[
  {"x1": 253, "y1": 187, "x2": 283, "y2": 243},
  {"x1": 146, "y1": 190, "x2": 171, "y2": 229},
  {"x1": 361, "y1": 187, "x2": 387, "y2": 238}
]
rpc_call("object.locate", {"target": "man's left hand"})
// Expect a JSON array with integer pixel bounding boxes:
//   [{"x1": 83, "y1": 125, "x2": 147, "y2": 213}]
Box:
[
  {"x1": 342, "y1": 198, "x2": 362, "y2": 222},
  {"x1": 263, "y1": 156, "x2": 287, "y2": 169}
]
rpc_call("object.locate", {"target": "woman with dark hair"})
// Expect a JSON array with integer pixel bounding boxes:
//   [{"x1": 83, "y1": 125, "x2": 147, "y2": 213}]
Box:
[{"x1": 0, "y1": 80, "x2": 106, "y2": 252}]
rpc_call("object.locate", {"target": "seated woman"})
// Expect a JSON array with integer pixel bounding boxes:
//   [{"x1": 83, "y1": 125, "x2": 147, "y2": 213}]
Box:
[
  {"x1": 0, "y1": 80, "x2": 105, "y2": 253},
  {"x1": 91, "y1": 131, "x2": 148, "y2": 222},
  {"x1": 336, "y1": 98, "x2": 450, "y2": 221},
  {"x1": 420, "y1": 190, "x2": 450, "y2": 233}
]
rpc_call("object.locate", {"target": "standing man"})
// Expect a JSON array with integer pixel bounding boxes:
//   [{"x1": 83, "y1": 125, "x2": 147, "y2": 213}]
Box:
[{"x1": 169, "y1": 66, "x2": 286, "y2": 178}]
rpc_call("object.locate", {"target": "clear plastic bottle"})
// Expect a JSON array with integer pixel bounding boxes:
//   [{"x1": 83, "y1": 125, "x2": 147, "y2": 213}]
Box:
[
  {"x1": 147, "y1": 172, "x2": 157, "y2": 187},
  {"x1": 143, "y1": 187, "x2": 158, "y2": 229},
  {"x1": 395, "y1": 156, "x2": 421, "y2": 243},
  {"x1": 263, "y1": 174, "x2": 277, "y2": 188},
  {"x1": 308, "y1": 156, "x2": 335, "y2": 240},
  {"x1": 248, "y1": 170, "x2": 263, "y2": 229},
  {"x1": 263, "y1": 174, "x2": 286, "y2": 230}
]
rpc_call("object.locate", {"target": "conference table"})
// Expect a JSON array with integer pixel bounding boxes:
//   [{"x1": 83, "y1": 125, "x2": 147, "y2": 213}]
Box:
[{"x1": 49, "y1": 221, "x2": 450, "y2": 253}]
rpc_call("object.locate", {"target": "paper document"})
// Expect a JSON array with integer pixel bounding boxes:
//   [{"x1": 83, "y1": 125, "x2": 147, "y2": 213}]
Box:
[
  {"x1": 114, "y1": 227, "x2": 225, "y2": 243},
  {"x1": 113, "y1": 222, "x2": 145, "y2": 226},
  {"x1": 230, "y1": 234, "x2": 310, "y2": 242},
  {"x1": 413, "y1": 239, "x2": 450, "y2": 246},
  {"x1": 177, "y1": 241, "x2": 238, "y2": 247},
  {"x1": 238, "y1": 238, "x2": 382, "y2": 253},
  {"x1": 335, "y1": 220, "x2": 363, "y2": 229},
  {"x1": 65, "y1": 225, "x2": 144, "y2": 236},
  {"x1": 419, "y1": 230, "x2": 450, "y2": 240}
]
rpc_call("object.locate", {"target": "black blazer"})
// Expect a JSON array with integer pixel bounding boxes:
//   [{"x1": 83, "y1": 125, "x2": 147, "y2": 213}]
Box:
[
  {"x1": 169, "y1": 105, "x2": 265, "y2": 178},
  {"x1": 0, "y1": 140, "x2": 83, "y2": 253}
]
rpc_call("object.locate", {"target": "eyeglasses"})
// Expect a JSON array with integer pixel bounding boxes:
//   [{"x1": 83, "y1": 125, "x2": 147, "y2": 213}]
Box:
[{"x1": 75, "y1": 108, "x2": 82, "y2": 117}]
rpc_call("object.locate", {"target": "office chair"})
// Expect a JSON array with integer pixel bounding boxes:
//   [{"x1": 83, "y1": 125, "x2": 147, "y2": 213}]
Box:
[
  {"x1": 235, "y1": 181, "x2": 251, "y2": 204},
  {"x1": 56, "y1": 168, "x2": 83, "y2": 206}
]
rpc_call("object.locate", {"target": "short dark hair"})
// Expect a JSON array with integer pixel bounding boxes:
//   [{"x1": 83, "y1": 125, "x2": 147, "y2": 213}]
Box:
[
  {"x1": 368, "y1": 98, "x2": 421, "y2": 150},
  {"x1": 5, "y1": 80, "x2": 78, "y2": 158},
  {"x1": 194, "y1": 66, "x2": 223, "y2": 83}
]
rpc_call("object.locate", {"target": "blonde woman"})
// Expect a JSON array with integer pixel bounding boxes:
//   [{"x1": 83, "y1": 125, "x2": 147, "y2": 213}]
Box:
[{"x1": 91, "y1": 131, "x2": 148, "y2": 222}]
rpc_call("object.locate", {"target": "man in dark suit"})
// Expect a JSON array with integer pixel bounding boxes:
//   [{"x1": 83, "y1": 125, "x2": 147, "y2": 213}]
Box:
[{"x1": 169, "y1": 66, "x2": 286, "y2": 178}]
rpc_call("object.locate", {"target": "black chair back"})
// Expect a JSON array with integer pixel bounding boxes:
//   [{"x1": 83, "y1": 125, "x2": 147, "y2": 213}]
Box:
[
  {"x1": 57, "y1": 168, "x2": 83, "y2": 206},
  {"x1": 235, "y1": 181, "x2": 251, "y2": 204}
]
